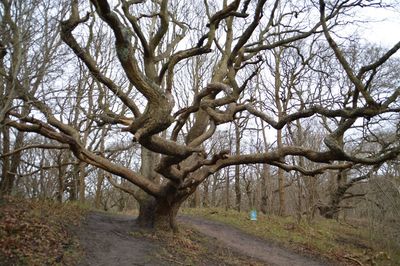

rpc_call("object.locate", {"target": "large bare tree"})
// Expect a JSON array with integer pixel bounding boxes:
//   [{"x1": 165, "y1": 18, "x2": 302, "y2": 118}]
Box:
[{"x1": 2, "y1": 0, "x2": 400, "y2": 230}]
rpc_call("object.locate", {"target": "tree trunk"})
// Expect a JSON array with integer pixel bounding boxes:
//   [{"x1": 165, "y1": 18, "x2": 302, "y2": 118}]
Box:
[
  {"x1": 277, "y1": 130, "x2": 286, "y2": 216},
  {"x1": 95, "y1": 171, "x2": 104, "y2": 209},
  {"x1": 202, "y1": 179, "x2": 209, "y2": 207},
  {"x1": 318, "y1": 170, "x2": 350, "y2": 219},
  {"x1": 190, "y1": 188, "x2": 200, "y2": 208},
  {"x1": 234, "y1": 123, "x2": 241, "y2": 212},
  {"x1": 56, "y1": 152, "x2": 66, "y2": 203},
  {"x1": 225, "y1": 167, "x2": 230, "y2": 210},
  {"x1": 0, "y1": 125, "x2": 11, "y2": 196},
  {"x1": 79, "y1": 161, "x2": 86, "y2": 203},
  {"x1": 136, "y1": 193, "x2": 183, "y2": 232},
  {"x1": 260, "y1": 164, "x2": 269, "y2": 214},
  {"x1": 211, "y1": 173, "x2": 218, "y2": 207},
  {"x1": 260, "y1": 120, "x2": 270, "y2": 214}
]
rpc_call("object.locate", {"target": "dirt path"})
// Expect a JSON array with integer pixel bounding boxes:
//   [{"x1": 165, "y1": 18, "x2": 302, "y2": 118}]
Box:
[
  {"x1": 179, "y1": 216, "x2": 332, "y2": 266},
  {"x1": 75, "y1": 212, "x2": 162, "y2": 266},
  {"x1": 75, "y1": 212, "x2": 333, "y2": 266}
]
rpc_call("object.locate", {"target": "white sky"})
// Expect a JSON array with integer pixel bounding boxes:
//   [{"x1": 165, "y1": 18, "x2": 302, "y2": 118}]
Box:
[{"x1": 358, "y1": 6, "x2": 400, "y2": 47}]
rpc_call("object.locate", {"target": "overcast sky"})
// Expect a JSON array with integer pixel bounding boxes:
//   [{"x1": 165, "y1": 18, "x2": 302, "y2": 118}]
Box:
[{"x1": 358, "y1": 6, "x2": 400, "y2": 46}]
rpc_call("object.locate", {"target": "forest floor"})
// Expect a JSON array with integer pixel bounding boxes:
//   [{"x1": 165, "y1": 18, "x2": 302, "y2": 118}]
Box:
[
  {"x1": 75, "y1": 211, "x2": 333, "y2": 266},
  {"x1": 75, "y1": 211, "x2": 266, "y2": 266},
  {"x1": 0, "y1": 196, "x2": 86, "y2": 265},
  {"x1": 1, "y1": 198, "x2": 397, "y2": 265}
]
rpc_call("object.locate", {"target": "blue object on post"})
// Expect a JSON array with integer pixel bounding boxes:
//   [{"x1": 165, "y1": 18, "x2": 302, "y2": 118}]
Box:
[{"x1": 250, "y1": 210, "x2": 257, "y2": 221}]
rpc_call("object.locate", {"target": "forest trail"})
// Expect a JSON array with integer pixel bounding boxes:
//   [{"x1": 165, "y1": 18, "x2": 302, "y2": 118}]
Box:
[
  {"x1": 76, "y1": 212, "x2": 332, "y2": 266},
  {"x1": 75, "y1": 212, "x2": 162, "y2": 266},
  {"x1": 180, "y1": 216, "x2": 331, "y2": 266}
]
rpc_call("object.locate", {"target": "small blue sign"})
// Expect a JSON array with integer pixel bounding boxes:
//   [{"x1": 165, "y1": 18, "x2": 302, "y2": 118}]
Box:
[{"x1": 250, "y1": 210, "x2": 257, "y2": 221}]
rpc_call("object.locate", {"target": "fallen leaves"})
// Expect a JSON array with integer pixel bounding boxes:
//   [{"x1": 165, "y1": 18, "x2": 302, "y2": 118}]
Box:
[{"x1": 0, "y1": 196, "x2": 84, "y2": 265}]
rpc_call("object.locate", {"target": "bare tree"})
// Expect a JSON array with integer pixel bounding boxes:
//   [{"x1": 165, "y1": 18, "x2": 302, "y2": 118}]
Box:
[
  {"x1": 3, "y1": 0, "x2": 400, "y2": 231},
  {"x1": 0, "y1": 0, "x2": 66, "y2": 196}
]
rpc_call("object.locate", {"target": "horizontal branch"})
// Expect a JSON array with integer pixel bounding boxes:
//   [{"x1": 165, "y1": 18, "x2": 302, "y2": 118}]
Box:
[
  {"x1": 0, "y1": 144, "x2": 69, "y2": 158},
  {"x1": 245, "y1": 104, "x2": 397, "y2": 130}
]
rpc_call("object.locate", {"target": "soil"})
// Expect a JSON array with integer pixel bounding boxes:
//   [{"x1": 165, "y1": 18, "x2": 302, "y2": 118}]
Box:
[
  {"x1": 75, "y1": 212, "x2": 334, "y2": 266},
  {"x1": 75, "y1": 212, "x2": 162, "y2": 266}
]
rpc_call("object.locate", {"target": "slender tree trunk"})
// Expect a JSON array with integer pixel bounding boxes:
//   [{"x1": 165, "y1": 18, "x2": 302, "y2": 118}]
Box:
[
  {"x1": 296, "y1": 175, "x2": 302, "y2": 223},
  {"x1": 260, "y1": 120, "x2": 270, "y2": 214},
  {"x1": 95, "y1": 171, "x2": 104, "y2": 209},
  {"x1": 260, "y1": 164, "x2": 269, "y2": 214},
  {"x1": 225, "y1": 167, "x2": 230, "y2": 210},
  {"x1": 190, "y1": 188, "x2": 200, "y2": 208},
  {"x1": 245, "y1": 177, "x2": 253, "y2": 209},
  {"x1": 277, "y1": 129, "x2": 286, "y2": 216},
  {"x1": 68, "y1": 167, "x2": 77, "y2": 202},
  {"x1": 79, "y1": 161, "x2": 86, "y2": 203},
  {"x1": 95, "y1": 127, "x2": 106, "y2": 208},
  {"x1": 274, "y1": 48, "x2": 286, "y2": 216},
  {"x1": 202, "y1": 179, "x2": 209, "y2": 207},
  {"x1": 211, "y1": 174, "x2": 218, "y2": 207},
  {"x1": 0, "y1": 125, "x2": 11, "y2": 196},
  {"x1": 234, "y1": 123, "x2": 241, "y2": 211},
  {"x1": 56, "y1": 153, "x2": 65, "y2": 203}
]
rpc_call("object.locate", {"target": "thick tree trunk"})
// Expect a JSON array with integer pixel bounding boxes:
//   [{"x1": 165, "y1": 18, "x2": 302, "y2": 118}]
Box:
[
  {"x1": 319, "y1": 170, "x2": 354, "y2": 219},
  {"x1": 318, "y1": 205, "x2": 339, "y2": 219},
  {"x1": 136, "y1": 195, "x2": 182, "y2": 232}
]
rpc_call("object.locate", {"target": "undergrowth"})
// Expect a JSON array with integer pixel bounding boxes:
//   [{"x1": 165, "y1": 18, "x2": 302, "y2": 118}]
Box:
[
  {"x1": 182, "y1": 207, "x2": 397, "y2": 266},
  {"x1": 0, "y1": 196, "x2": 87, "y2": 265}
]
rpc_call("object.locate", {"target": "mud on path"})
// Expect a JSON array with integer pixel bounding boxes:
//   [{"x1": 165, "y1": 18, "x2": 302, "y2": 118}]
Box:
[
  {"x1": 75, "y1": 212, "x2": 333, "y2": 266},
  {"x1": 180, "y1": 216, "x2": 332, "y2": 266}
]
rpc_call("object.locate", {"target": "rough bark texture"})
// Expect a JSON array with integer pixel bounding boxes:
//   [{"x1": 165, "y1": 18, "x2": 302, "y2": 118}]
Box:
[{"x1": 136, "y1": 193, "x2": 184, "y2": 232}]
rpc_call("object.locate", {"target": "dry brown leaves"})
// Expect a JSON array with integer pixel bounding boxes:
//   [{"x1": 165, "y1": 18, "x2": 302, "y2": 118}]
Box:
[{"x1": 0, "y1": 196, "x2": 85, "y2": 265}]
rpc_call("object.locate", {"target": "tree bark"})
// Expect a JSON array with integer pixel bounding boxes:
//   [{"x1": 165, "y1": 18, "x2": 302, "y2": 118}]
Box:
[
  {"x1": 225, "y1": 167, "x2": 230, "y2": 210},
  {"x1": 273, "y1": 48, "x2": 286, "y2": 216},
  {"x1": 234, "y1": 123, "x2": 241, "y2": 211},
  {"x1": 79, "y1": 161, "x2": 86, "y2": 203},
  {"x1": 0, "y1": 126, "x2": 24, "y2": 196},
  {"x1": 260, "y1": 164, "x2": 270, "y2": 214},
  {"x1": 202, "y1": 179, "x2": 209, "y2": 207},
  {"x1": 136, "y1": 195, "x2": 182, "y2": 231},
  {"x1": 95, "y1": 171, "x2": 104, "y2": 209},
  {"x1": 0, "y1": 125, "x2": 11, "y2": 196}
]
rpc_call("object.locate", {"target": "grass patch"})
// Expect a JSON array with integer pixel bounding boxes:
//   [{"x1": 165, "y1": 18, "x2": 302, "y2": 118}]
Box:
[
  {"x1": 0, "y1": 196, "x2": 87, "y2": 265},
  {"x1": 182, "y1": 207, "x2": 397, "y2": 265}
]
